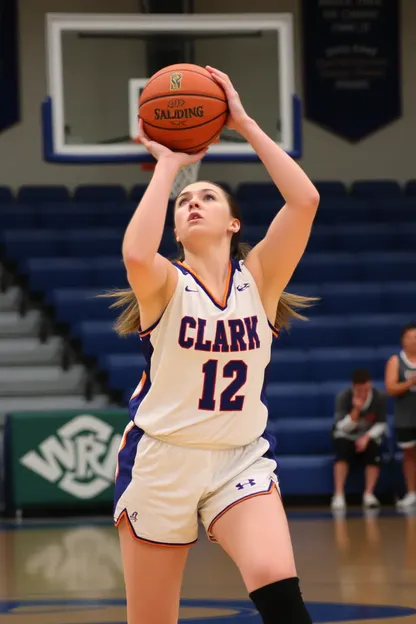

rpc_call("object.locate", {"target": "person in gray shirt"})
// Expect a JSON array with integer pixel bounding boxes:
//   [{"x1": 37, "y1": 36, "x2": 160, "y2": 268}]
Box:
[
  {"x1": 385, "y1": 323, "x2": 416, "y2": 509},
  {"x1": 331, "y1": 369, "x2": 387, "y2": 511}
]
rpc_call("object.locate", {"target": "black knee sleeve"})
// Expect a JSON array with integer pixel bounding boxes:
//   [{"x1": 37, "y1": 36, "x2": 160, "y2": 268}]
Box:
[{"x1": 249, "y1": 577, "x2": 312, "y2": 624}]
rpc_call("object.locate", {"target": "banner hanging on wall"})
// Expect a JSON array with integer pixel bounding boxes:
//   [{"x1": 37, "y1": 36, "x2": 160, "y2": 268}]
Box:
[
  {"x1": 0, "y1": 0, "x2": 20, "y2": 132},
  {"x1": 301, "y1": 0, "x2": 401, "y2": 142},
  {"x1": 5, "y1": 409, "x2": 128, "y2": 510}
]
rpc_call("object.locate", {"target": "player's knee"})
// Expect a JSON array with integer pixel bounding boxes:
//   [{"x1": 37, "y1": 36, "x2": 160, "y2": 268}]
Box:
[{"x1": 249, "y1": 577, "x2": 312, "y2": 624}]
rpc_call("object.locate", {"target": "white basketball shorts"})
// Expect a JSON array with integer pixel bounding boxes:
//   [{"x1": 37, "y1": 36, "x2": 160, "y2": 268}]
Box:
[{"x1": 113, "y1": 423, "x2": 279, "y2": 546}]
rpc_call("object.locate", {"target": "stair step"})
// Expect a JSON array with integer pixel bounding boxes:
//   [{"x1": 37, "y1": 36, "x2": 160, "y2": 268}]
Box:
[
  {"x1": 0, "y1": 394, "x2": 110, "y2": 423},
  {"x1": 0, "y1": 337, "x2": 63, "y2": 366},
  {"x1": 0, "y1": 365, "x2": 86, "y2": 396},
  {"x1": 0, "y1": 311, "x2": 41, "y2": 337},
  {"x1": 0, "y1": 287, "x2": 21, "y2": 312}
]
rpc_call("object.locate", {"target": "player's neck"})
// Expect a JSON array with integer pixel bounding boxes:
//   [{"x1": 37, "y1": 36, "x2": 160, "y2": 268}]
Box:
[
  {"x1": 403, "y1": 349, "x2": 416, "y2": 364},
  {"x1": 183, "y1": 246, "x2": 231, "y2": 295}
]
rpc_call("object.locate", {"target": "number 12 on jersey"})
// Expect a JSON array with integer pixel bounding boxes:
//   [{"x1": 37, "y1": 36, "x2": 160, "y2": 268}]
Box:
[{"x1": 199, "y1": 359, "x2": 247, "y2": 411}]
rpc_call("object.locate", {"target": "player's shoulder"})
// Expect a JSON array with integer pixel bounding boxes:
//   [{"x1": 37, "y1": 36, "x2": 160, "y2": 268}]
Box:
[
  {"x1": 386, "y1": 353, "x2": 399, "y2": 366},
  {"x1": 336, "y1": 387, "x2": 352, "y2": 402}
]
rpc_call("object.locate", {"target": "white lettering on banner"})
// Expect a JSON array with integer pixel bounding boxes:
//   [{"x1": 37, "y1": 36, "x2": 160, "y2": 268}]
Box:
[{"x1": 20, "y1": 414, "x2": 122, "y2": 499}]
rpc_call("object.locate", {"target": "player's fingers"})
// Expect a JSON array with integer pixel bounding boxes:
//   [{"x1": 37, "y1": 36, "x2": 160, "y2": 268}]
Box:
[
  {"x1": 137, "y1": 119, "x2": 152, "y2": 148},
  {"x1": 206, "y1": 65, "x2": 229, "y2": 82}
]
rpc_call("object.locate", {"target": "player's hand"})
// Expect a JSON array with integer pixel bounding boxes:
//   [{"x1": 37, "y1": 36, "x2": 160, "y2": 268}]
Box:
[
  {"x1": 352, "y1": 394, "x2": 365, "y2": 411},
  {"x1": 205, "y1": 66, "x2": 252, "y2": 134},
  {"x1": 355, "y1": 435, "x2": 370, "y2": 453},
  {"x1": 136, "y1": 118, "x2": 207, "y2": 168}
]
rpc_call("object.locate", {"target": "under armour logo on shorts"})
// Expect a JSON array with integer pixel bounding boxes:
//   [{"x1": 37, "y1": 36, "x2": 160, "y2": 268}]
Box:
[
  {"x1": 130, "y1": 511, "x2": 138, "y2": 523},
  {"x1": 236, "y1": 479, "x2": 256, "y2": 490}
]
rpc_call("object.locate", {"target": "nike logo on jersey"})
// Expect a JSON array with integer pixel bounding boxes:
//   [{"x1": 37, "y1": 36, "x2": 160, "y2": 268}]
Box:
[
  {"x1": 178, "y1": 315, "x2": 260, "y2": 352},
  {"x1": 236, "y1": 283, "x2": 250, "y2": 292},
  {"x1": 185, "y1": 285, "x2": 198, "y2": 292}
]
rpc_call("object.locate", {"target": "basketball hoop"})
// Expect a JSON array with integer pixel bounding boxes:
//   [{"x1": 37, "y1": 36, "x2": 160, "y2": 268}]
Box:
[{"x1": 139, "y1": 158, "x2": 201, "y2": 200}]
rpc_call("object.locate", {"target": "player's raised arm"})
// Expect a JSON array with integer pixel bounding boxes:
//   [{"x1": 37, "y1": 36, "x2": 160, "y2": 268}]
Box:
[
  {"x1": 123, "y1": 119, "x2": 207, "y2": 304},
  {"x1": 207, "y1": 66, "x2": 319, "y2": 305}
]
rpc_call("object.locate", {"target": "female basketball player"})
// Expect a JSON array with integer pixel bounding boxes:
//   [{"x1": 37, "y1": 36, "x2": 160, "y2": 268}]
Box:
[
  {"x1": 385, "y1": 323, "x2": 416, "y2": 509},
  {"x1": 111, "y1": 66, "x2": 319, "y2": 624}
]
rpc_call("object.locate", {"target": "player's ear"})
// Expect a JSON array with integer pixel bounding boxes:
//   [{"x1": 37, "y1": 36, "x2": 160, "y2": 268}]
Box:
[{"x1": 229, "y1": 219, "x2": 240, "y2": 234}]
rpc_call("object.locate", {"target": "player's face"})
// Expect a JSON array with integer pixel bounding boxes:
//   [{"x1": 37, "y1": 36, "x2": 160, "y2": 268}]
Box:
[
  {"x1": 352, "y1": 381, "x2": 372, "y2": 402},
  {"x1": 174, "y1": 182, "x2": 240, "y2": 249},
  {"x1": 402, "y1": 328, "x2": 416, "y2": 355}
]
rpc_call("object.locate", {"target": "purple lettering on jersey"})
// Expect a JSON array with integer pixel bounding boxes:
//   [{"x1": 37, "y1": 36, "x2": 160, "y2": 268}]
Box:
[
  {"x1": 194, "y1": 318, "x2": 212, "y2": 351},
  {"x1": 178, "y1": 316, "x2": 196, "y2": 348},
  {"x1": 178, "y1": 315, "x2": 261, "y2": 352},
  {"x1": 212, "y1": 320, "x2": 230, "y2": 353},
  {"x1": 228, "y1": 319, "x2": 247, "y2": 352},
  {"x1": 244, "y1": 316, "x2": 261, "y2": 350}
]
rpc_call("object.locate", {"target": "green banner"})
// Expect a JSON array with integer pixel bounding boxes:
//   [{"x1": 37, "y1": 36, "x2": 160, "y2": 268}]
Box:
[{"x1": 5, "y1": 409, "x2": 129, "y2": 509}]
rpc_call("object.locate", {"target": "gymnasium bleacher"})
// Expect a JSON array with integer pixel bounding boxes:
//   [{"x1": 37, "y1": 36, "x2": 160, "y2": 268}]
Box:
[{"x1": 1, "y1": 179, "x2": 415, "y2": 498}]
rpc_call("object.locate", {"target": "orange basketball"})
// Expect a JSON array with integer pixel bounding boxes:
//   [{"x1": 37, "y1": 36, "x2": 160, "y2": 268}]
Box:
[{"x1": 139, "y1": 63, "x2": 228, "y2": 153}]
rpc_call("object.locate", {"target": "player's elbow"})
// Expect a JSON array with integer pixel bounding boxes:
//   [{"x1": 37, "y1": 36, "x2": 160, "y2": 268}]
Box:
[
  {"x1": 304, "y1": 189, "x2": 320, "y2": 211},
  {"x1": 123, "y1": 248, "x2": 153, "y2": 269}
]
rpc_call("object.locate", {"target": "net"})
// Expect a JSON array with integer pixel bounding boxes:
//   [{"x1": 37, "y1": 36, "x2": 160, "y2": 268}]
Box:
[
  {"x1": 140, "y1": 159, "x2": 201, "y2": 199},
  {"x1": 169, "y1": 161, "x2": 201, "y2": 199}
]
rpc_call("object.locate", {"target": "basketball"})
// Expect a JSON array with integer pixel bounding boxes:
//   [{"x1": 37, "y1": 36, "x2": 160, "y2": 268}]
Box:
[{"x1": 139, "y1": 63, "x2": 228, "y2": 153}]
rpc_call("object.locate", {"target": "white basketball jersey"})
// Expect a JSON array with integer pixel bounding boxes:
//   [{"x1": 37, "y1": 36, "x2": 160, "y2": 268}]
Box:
[{"x1": 129, "y1": 259, "x2": 278, "y2": 449}]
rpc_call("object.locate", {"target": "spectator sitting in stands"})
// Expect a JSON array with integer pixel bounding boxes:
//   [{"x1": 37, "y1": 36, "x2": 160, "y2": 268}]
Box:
[{"x1": 331, "y1": 369, "x2": 387, "y2": 511}]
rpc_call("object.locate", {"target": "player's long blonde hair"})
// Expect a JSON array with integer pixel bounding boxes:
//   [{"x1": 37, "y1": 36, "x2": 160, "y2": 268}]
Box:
[{"x1": 102, "y1": 185, "x2": 317, "y2": 336}]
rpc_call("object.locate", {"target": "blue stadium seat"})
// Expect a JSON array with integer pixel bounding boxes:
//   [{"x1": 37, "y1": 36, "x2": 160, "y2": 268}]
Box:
[
  {"x1": 17, "y1": 185, "x2": 70, "y2": 203},
  {"x1": 75, "y1": 321, "x2": 139, "y2": 357},
  {"x1": 373, "y1": 199, "x2": 416, "y2": 223},
  {"x1": 0, "y1": 207, "x2": 38, "y2": 229},
  {"x1": 65, "y1": 229, "x2": 123, "y2": 257},
  {"x1": 129, "y1": 185, "x2": 148, "y2": 202},
  {"x1": 351, "y1": 180, "x2": 402, "y2": 199},
  {"x1": 319, "y1": 283, "x2": 382, "y2": 315},
  {"x1": 404, "y1": 180, "x2": 416, "y2": 196},
  {"x1": 268, "y1": 350, "x2": 311, "y2": 383},
  {"x1": 39, "y1": 204, "x2": 100, "y2": 228},
  {"x1": 382, "y1": 282, "x2": 416, "y2": 313},
  {"x1": 358, "y1": 252, "x2": 416, "y2": 281},
  {"x1": 309, "y1": 348, "x2": 380, "y2": 382},
  {"x1": 332, "y1": 224, "x2": 396, "y2": 252},
  {"x1": 348, "y1": 314, "x2": 408, "y2": 347},
  {"x1": 315, "y1": 199, "x2": 374, "y2": 225},
  {"x1": 293, "y1": 253, "x2": 359, "y2": 283},
  {"x1": 1, "y1": 230, "x2": 64, "y2": 259},
  {"x1": 0, "y1": 187, "x2": 14, "y2": 203},
  {"x1": 267, "y1": 419, "x2": 333, "y2": 455},
  {"x1": 24, "y1": 258, "x2": 92, "y2": 289},
  {"x1": 266, "y1": 382, "x2": 323, "y2": 419},
  {"x1": 275, "y1": 455, "x2": 334, "y2": 496},
  {"x1": 48, "y1": 288, "x2": 117, "y2": 325},
  {"x1": 305, "y1": 226, "x2": 335, "y2": 253},
  {"x1": 239, "y1": 200, "x2": 282, "y2": 226},
  {"x1": 313, "y1": 181, "x2": 347, "y2": 198},
  {"x1": 102, "y1": 354, "x2": 146, "y2": 393},
  {"x1": 73, "y1": 185, "x2": 127, "y2": 203},
  {"x1": 236, "y1": 182, "x2": 283, "y2": 202},
  {"x1": 242, "y1": 225, "x2": 268, "y2": 246},
  {"x1": 278, "y1": 317, "x2": 350, "y2": 349}
]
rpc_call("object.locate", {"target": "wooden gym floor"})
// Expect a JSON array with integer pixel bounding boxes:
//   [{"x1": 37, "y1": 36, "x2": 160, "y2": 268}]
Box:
[{"x1": 0, "y1": 508, "x2": 415, "y2": 623}]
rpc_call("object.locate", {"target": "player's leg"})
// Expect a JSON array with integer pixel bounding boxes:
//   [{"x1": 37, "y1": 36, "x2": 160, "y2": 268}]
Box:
[
  {"x1": 114, "y1": 429, "x2": 202, "y2": 623},
  {"x1": 331, "y1": 437, "x2": 354, "y2": 509},
  {"x1": 362, "y1": 439, "x2": 381, "y2": 507},
  {"x1": 396, "y1": 428, "x2": 416, "y2": 506},
  {"x1": 118, "y1": 518, "x2": 189, "y2": 624},
  {"x1": 200, "y1": 440, "x2": 311, "y2": 624},
  {"x1": 210, "y1": 488, "x2": 311, "y2": 624}
]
